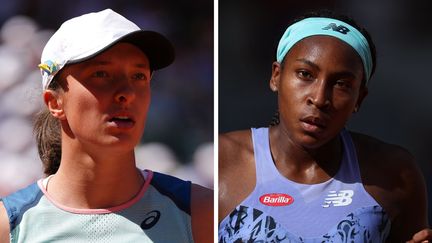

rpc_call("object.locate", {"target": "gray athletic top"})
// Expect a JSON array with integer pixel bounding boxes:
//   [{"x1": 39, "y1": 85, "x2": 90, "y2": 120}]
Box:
[{"x1": 2, "y1": 170, "x2": 193, "y2": 243}]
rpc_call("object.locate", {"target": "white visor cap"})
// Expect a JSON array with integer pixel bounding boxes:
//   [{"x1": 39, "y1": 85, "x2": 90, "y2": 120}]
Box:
[{"x1": 39, "y1": 8, "x2": 174, "y2": 90}]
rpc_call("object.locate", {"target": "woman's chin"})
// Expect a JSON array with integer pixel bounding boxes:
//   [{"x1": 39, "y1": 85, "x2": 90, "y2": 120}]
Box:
[
  {"x1": 92, "y1": 135, "x2": 141, "y2": 152},
  {"x1": 294, "y1": 132, "x2": 334, "y2": 150}
]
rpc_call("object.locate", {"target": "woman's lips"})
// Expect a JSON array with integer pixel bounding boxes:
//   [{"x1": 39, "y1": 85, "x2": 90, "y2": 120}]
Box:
[
  {"x1": 108, "y1": 117, "x2": 135, "y2": 129},
  {"x1": 299, "y1": 116, "x2": 327, "y2": 133},
  {"x1": 107, "y1": 113, "x2": 136, "y2": 129}
]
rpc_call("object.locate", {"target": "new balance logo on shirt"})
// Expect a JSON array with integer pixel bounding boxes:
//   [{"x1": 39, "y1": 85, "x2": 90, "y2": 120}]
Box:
[{"x1": 322, "y1": 190, "x2": 354, "y2": 208}]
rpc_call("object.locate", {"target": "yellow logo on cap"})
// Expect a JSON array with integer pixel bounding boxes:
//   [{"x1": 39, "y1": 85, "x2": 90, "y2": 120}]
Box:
[{"x1": 38, "y1": 60, "x2": 59, "y2": 76}]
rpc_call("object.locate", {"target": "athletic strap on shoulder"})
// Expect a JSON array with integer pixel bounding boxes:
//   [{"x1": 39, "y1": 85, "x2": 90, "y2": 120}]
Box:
[
  {"x1": 150, "y1": 172, "x2": 191, "y2": 215},
  {"x1": 1, "y1": 183, "x2": 42, "y2": 231}
]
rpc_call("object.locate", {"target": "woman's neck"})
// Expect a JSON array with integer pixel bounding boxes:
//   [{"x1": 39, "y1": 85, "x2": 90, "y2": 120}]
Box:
[
  {"x1": 45, "y1": 142, "x2": 144, "y2": 209},
  {"x1": 269, "y1": 125, "x2": 343, "y2": 184}
]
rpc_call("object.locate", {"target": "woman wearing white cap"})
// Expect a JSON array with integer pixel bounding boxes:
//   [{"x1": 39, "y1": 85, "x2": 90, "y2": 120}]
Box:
[
  {"x1": 219, "y1": 11, "x2": 431, "y2": 242},
  {"x1": 0, "y1": 9, "x2": 212, "y2": 242}
]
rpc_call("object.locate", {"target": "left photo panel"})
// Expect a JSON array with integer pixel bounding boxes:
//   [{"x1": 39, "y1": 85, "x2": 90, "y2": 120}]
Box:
[{"x1": 0, "y1": 1, "x2": 213, "y2": 242}]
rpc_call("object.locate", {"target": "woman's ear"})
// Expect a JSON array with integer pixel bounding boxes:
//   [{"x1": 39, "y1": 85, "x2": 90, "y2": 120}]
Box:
[
  {"x1": 43, "y1": 90, "x2": 65, "y2": 120},
  {"x1": 269, "y1": 62, "x2": 281, "y2": 92}
]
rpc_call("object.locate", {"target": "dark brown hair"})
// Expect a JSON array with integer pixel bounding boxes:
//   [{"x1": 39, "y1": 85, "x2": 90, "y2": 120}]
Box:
[{"x1": 33, "y1": 80, "x2": 61, "y2": 175}]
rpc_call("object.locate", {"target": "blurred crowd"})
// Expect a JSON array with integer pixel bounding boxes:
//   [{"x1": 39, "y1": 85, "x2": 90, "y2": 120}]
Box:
[{"x1": 0, "y1": 1, "x2": 214, "y2": 196}]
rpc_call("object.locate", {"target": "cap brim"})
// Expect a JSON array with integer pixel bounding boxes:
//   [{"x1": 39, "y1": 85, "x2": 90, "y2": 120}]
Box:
[
  {"x1": 121, "y1": 30, "x2": 175, "y2": 70},
  {"x1": 69, "y1": 30, "x2": 175, "y2": 70}
]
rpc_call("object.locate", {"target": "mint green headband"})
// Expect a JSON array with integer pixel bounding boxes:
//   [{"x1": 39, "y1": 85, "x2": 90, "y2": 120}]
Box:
[{"x1": 277, "y1": 17, "x2": 373, "y2": 83}]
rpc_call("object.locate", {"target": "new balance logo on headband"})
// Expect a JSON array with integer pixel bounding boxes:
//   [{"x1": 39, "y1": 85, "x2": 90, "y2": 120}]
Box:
[
  {"x1": 322, "y1": 23, "x2": 350, "y2": 34},
  {"x1": 277, "y1": 17, "x2": 372, "y2": 82}
]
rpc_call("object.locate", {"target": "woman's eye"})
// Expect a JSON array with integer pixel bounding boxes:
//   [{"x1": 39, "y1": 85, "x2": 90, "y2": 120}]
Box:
[
  {"x1": 335, "y1": 80, "x2": 351, "y2": 88},
  {"x1": 132, "y1": 73, "x2": 147, "y2": 80},
  {"x1": 297, "y1": 70, "x2": 313, "y2": 80},
  {"x1": 92, "y1": 71, "x2": 109, "y2": 78}
]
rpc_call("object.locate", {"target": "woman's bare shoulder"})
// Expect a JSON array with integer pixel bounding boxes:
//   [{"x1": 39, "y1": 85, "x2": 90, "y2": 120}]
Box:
[
  {"x1": 350, "y1": 131, "x2": 428, "y2": 240},
  {"x1": 191, "y1": 184, "x2": 213, "y2": 243},
  {"x1": 350, "y1": 131, "x2": 421, "y2": 192},
  {"x1": 219, "y1": 129, "x2": 257, "y2": 221},
  {"x1": 350, "y1": 131, "x2": 416, "y2": 170},
  {"x1": 219, "y1": 129, "x2": 254, "y2": 169},
  {"x1": 0, "y1": 201, "x2": 10, "y2": 242}
]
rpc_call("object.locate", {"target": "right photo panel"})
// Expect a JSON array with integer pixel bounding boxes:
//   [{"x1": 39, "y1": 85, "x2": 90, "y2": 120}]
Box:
[{"x1": 218, "y1": 1, "x2": 432, "y2": 242}]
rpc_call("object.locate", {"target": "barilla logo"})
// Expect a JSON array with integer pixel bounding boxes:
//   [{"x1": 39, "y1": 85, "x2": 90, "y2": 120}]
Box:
[{"x1": 259, "y1": 193, "x2": 294, "y2": 206}]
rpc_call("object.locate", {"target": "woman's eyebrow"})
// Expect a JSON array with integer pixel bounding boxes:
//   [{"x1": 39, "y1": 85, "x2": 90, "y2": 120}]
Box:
[
  {"x1": 333, "y1": 71, "x2": 357, "y2": 79},
  {"x1": 295, "y1": 58, "x2": 320, "y2": 70},
  {"x1": 83, "y1": 60, "x2": 111, "y2": 66},
  {"x1": 295, "y1": 58, "x2": 358, "y2": 78},
  {"x1": 134, "y1": 63, "x2": 148, "y2": 68}
]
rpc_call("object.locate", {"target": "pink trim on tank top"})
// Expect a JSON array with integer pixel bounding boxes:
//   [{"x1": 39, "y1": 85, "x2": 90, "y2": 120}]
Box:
[{"x1": 37, "y1": 169, "x2": 153, "y2": 214}]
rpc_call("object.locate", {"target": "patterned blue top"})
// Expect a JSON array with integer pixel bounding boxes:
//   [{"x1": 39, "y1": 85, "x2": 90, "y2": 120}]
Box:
[{"x1": 219, "y1": 128, "x2": 390, "y2": 242}]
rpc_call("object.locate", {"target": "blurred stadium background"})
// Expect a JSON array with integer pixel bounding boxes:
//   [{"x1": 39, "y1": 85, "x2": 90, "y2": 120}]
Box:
[
  {"x1": 0, "y1": 0, "x2": 213, "y2": 196},
  {"x1": 220, "y1": 0, "x2": 432, "y2": 222}
]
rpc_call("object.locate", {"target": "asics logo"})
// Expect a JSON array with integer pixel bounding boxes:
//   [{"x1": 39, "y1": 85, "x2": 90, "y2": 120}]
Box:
[
  {"x1": 322, "y1": 190, "x2": 354, "y2": 208},
  {"x1": 140, "y1": 210, "x2": 161, "y2": 230}
]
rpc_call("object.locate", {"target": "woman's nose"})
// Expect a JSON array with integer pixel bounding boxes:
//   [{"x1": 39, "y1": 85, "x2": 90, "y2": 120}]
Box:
[
  {"x1": 307, "y1": 80, "x2": 331, "y2": 110},
  {"x1": 114, "y1": 79, "x2": 136, "y2": 105}
]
